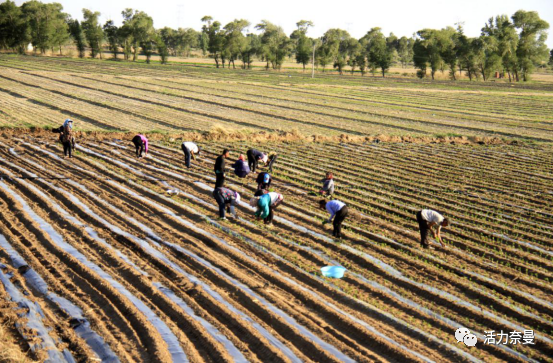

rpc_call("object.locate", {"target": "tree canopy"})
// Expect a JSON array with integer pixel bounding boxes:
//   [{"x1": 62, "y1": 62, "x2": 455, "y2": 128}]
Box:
[{"x1": 0, "y1": 2, "x2": 550, "y2": 81}]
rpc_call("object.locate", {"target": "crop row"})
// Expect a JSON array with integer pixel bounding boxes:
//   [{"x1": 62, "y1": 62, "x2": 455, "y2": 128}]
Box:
[
  {"x1": 1, "y1": 136, "x2": 552, "y2": 361},
  {"x1": 2, "y1": 55, "x2": 553, "y2": 141}
]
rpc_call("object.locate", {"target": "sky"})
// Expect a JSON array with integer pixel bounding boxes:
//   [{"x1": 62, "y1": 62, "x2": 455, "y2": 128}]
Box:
[{"x1": 11, "y1": 0, "x2": 553, "y2": 48}]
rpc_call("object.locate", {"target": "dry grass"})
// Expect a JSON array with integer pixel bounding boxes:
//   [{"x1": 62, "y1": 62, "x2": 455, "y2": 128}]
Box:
[
  {"x1": 531, "y1": 71, "x2": 553, "y2": 83},
  {"x1": 2, "y1": 126, "x2": 516, "y2": 146},
  {"x1": 0, "y1": 318, "x2": 35, "y2": 363}
]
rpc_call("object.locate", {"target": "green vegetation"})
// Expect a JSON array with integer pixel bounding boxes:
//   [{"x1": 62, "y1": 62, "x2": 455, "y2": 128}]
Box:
[{"x1": 0, "y1": 1, "x2": 550, "y2": 80}]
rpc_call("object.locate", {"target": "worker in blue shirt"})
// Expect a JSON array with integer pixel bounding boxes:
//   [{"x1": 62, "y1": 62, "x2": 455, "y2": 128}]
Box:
[{"x1": 319, "y1": 199, "x2": 348, "y2": 239}]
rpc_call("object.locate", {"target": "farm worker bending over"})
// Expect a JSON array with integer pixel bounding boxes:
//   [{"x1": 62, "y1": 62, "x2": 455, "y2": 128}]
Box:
[
  {"x1": 416, "y1": 209, "x2": 450, "y2": 249},
  {"x1": 254, "y1": 189, "x2": 267, "y2": 197},
  {"x1": 319, "y1": 199, "x2": 348, "y2": 239},
  {"x1": 214, "y1": 149, "x2": 230, "y2": 188},
  {"x1": 213, "y1": 187, "x2": 240, "y2": 220},
  {"x1": 320, "y1": 172, "x2": 335, "y2": 198},
  {"x1": 181, "y1": 141, "x2": 200, "y2": 168},
  {"x1": 246, "y1": 148, "x2": 268, "y2": 173},
  {"x1": 131, "y1": 134, "x2": 148, "y2": 158},
  {"x1": 256, "y1": 172, "x2": 272, "y2": 191},
  {"x1": 253, "y1": 193, "x2": 282, "y2": 225},
  {"x1": 232, "y1": 154, "x2": 251, "y2": 178},
  {"x1": 60, "y1": 119, "x2": 74, "y2": 158},
  {"x1": 267, "y1": 152, "x2": 278, "y2": 172},
  {"x1": 264, "y1": 192, "x2": 283, "y2": 225}
]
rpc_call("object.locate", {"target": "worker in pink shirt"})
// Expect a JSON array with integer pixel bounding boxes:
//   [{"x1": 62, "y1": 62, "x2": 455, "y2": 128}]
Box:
[{"x1": 131, "y1": 134, "x2": 149, "y2": 158}]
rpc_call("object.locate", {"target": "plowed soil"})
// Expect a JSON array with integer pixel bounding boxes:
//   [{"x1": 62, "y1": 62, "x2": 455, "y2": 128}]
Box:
[{"x1": 0, "y1": 132, "x2": 551, "y2": 362}]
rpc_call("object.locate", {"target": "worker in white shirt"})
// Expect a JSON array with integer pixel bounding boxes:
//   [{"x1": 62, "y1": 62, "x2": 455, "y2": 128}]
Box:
[
  {"x1": 416, "y1": 209, "x2": 450, "y2": 249},
  {"x1": 262, "y1": 192, "x2": 283, "y2": 225},
  {"x1": 319, "y1": 199, "x2": 348, "y2": 239},
  {"x1": 181, "y1": 141, "x2": 200, "y2": 168}
]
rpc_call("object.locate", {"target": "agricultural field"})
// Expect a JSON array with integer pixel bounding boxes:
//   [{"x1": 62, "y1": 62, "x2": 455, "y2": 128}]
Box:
[
  {"x1": 0, "y1": 54, "x2": 553, "y2": 362},
  {"x1": 1, "y1": 54, "x2": 553, "y2": 142},
  {"x1": 0, "y1": 131, "x2": 551, "y2": 362}
]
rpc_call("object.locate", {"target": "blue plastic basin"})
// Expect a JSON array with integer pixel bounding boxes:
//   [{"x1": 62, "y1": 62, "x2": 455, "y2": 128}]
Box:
[{"x1": 321, "y1": 266, "x2": 346, "y2": 278}]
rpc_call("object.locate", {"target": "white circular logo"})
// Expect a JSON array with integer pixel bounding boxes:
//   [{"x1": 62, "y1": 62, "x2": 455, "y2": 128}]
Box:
[
  {"x1": 463, "y1": 334, "x2": 478, "y2": 347},
  {"x1": 455, "y1": 327, "x2": 470, "y2": 343}
]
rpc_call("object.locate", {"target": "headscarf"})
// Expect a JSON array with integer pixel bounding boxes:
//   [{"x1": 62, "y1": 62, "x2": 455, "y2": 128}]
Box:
[{"x1": 63, "y1": 119, "x2": 73, "y2": 130}]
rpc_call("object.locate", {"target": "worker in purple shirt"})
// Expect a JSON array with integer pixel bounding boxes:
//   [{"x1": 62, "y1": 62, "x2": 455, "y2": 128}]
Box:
[{"x1": 319, "y1": 199, "x2": 348, "y2": 239}]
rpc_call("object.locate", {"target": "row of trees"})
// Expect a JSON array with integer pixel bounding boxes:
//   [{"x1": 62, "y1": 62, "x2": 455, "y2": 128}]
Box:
[
  {"x1": 0, "y1": 0, "x2": 198, "y2": 63},
  {"x1": 0, "y1": 0, "x2": 550, "y2": 80},
  {"x1": 199, "y1": 18, "x2": 415, "y2": 73},
  {"x1": 413, "y1": 12, "x2": 550, "y2": 81}
]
